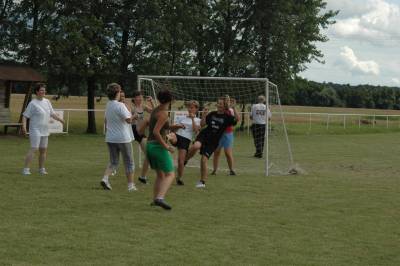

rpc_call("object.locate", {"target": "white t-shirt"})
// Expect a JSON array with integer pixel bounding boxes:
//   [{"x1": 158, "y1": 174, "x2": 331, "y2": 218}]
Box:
[
  {"x1": 175, "y1": 115, "x2": 201, "y2": 140},
  {"x1": 23, "y1": 98, "x2": 55, "y2": 136},
  {"x1": 105, "y1": 100, "x2": 134, "y2": 143},
  {"x1": 251, "y1": 103, "x2": 271, "y2": 125}
]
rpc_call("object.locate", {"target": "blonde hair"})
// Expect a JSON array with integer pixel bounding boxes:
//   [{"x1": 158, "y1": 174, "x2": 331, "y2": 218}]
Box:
[{"x1": 186, "y1": 100, "x2": 199, "y2": 109}]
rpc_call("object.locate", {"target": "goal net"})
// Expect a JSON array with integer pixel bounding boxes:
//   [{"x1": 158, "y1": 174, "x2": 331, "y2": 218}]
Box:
[{"x1": 137, "y1": 75, "x2": 295, "y2": 176}]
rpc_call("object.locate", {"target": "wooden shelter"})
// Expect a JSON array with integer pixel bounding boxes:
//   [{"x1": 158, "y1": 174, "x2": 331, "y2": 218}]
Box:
[{"x1": 0, "y1": 63, "x2": 45, "y2": 134}]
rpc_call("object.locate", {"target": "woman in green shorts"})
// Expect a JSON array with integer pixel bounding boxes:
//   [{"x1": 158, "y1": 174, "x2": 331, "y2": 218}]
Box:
[{"x1": 146, "y1": 89, "x2": 182, "y2": 210}]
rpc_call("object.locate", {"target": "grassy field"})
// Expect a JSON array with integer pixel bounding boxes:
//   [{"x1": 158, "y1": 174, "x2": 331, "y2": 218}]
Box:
[{"x1": 0, "y1": 132, "x2": 399, "y2": 265}]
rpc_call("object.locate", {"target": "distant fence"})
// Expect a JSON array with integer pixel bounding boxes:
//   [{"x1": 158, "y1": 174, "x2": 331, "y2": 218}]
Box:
[{"x1": 55, "y1": 108, "x2": 400, "y2": 134}]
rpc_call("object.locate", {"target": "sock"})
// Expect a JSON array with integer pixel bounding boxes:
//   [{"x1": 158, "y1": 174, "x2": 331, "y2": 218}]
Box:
[
  {"x1": 156, "y1": 197, "x2": 164, "y2": 201},
  {"x1": 128, "y1": 182, "x2": 135, "y2": 188},
  {"x1": 140, "y1": 176, "x2": 147, "y2": 180},
  {"x1": 103, "y1": 175, "x2": 109, "y2": 182},
  {"x1": 200, "y1": 180, "x2": 205, "y2": 184},
  {"x1": 24, "y1": 167, "x2": 30, "y2": 171}
]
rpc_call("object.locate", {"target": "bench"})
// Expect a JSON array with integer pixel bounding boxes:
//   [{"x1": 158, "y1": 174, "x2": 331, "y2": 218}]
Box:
[{"x1": 0, "y1": 108, "x2": 22, "y2": 134}]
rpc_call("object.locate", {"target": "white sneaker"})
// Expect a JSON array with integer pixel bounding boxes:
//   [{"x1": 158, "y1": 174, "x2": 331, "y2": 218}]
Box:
[
  {"x1": 22, "y1": 168, "x2": 31, "y2": 175},
  {"x1": 39, "y1": 168, "x2": 48, "y2": 175},
  {"x1": 111, "y1": 169, "x2": 117, "y2": 176},
  {"x1": 128, "y1": 184, "x2": 137, "y2": 192},
  {"x1": 100, "y1": 180, "x2": 112, "y2": 190},
  {"x1": 195, "y1": 181, "x2": 206, "y2": 188}
]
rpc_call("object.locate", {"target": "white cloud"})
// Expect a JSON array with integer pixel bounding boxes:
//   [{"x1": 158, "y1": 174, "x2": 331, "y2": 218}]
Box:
[
  {"x1": 392, "y1": 78, "x2": 400, "y2": 85},
  {"x1": 329, "y1": 0, "x2": 400, "y2": 44},
  {"x1": 338, "y1": 46, "x2": 380, "y2": 75}
]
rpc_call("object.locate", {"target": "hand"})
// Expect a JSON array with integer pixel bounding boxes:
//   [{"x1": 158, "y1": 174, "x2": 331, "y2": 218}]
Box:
[
  {"x1": 60, "y1": 119, "x2": 65, "y2": 125},
  {"x1": 179, "y1": 124, "x2": 185, "y2": 129},
  {"x1": 202, "y1": 108, "x2": 209, "y2": 116},
  {"x1": 22, "y1": 127, "x2": 28, "y2": 136},
  {"x1": 167, "y1": 145, "x2": 175, "y2": 153},
  {"x1": 187, "y1": 113, "x2": 195, "y2": 119},
  {"x1": 230, "y1": 98, "x2": 236, "y2": 107},
  {"x1": 146, "y1": 96, "x2": 153, "y2": 102}
]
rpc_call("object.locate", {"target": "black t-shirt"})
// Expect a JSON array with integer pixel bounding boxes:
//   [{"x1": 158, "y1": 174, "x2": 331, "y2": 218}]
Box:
[{"x1": 200, "y1": 111, "x2": 237, "y2": 143}]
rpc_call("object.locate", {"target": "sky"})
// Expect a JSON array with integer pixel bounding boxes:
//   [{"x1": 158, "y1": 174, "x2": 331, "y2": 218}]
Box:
[{"x1": 300, "y1": 0, "x2": 400, "y2": 87}]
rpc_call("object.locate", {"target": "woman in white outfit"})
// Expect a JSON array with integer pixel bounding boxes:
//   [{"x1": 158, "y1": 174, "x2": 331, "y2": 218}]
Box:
[
  {"x1": 100, "y1": 83, "x2": 137, "y2": 192},
  {"x1": 22, "y1": 83, "x2": 64, "y2": 175}
]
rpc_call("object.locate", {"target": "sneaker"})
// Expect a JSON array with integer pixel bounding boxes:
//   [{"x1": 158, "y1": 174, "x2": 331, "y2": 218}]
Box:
[
  {"x1": 138, "y1": 176, "x2": 148, "y2": 184},
  {"x1": 229, "y1": 170, "x2": 236, "y2": 176},
  {"x1": 39, "y1": 168, "x2": 48, "y2": 175},
  {"x1": 195, "y1": 181, "x2": 206, "y2": 188},
  {"x1": 151, "y1": 199, "x2": 172, "y2": 210},
  {"x1": 100, "y1": 180, "x2": 112, "y2": 190},
  {"x1": 22, "y1": 168, "x2": 31, "y2": 175},
  {"x1": 184, "y1": 160, "x2": 188, "y2": 166},
  {"x1": 211, "y1": 170, "x2": 217, "y2": 175},
  {"x1": 254, "y1": 153, "x2": 262, "y2": 158},
  {"x1": 176, "y1": 178, "x2": 184, "y2": 186},
  {"x1": 111, "y1": 169, "x2": 117, "y2": 176},
  {"x1": 128, "y1": 184, "x2": 137, "y2": 192}
]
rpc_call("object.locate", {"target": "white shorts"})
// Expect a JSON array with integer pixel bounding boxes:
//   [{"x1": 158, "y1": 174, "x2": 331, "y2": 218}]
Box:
[{"x1": 30, "y1": 135, "x2": 49, "y2": 148}]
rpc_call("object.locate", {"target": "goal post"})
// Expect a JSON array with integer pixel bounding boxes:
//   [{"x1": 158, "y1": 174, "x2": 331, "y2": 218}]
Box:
[{"x1": 137, "y1": 75, "x2": 296, "y2": 176}]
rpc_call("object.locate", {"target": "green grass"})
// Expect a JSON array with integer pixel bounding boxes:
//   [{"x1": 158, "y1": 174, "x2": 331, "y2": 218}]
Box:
[{"x1": 0, "y1": 133, "x2": 399, "y2": 265}]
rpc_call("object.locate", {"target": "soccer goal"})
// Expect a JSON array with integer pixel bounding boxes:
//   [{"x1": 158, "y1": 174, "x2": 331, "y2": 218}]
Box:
[{"x1": 137, "y1": 75, "x2": 296, "y2": 176}]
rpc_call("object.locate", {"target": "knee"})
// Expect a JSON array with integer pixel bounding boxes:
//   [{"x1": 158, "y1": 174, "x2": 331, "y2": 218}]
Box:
[{"x1": 30, "y1": 147, "x2": 39, "y2": 153}]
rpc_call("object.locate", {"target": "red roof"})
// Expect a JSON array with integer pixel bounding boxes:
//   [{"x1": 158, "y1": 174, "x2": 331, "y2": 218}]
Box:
[{"x1": 0, "y1": 64, "x2": 45, "y2": 82}]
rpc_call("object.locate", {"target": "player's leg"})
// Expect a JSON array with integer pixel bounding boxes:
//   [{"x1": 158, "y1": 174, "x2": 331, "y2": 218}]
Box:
[
  {"x1": 101, "y1": 143, "x2": 120, "y2": 190},
  {"x1": 120, "y1": 142, "x2": 136, "y2": 191},
  {"x1": 212, "y1": 147, "x2": 222, "y2": 175},
  {"x1": 23, "y1": 135, "x2": 40, "y2": 175},
  {"x1": 254, "y1": 125, "x2": 264, "y2": 158},
  {"x1": 150, "y1": 144, "x2": 175, "y2": 210},
  {"x1": 38, "y1": 136, "x2": 49, "y2": 174},
  {"x1": 185, "y1": 140, "x2": 201, "y2": 162},
  {"x1": 223, "y1": 133, "x2": 235, "y2": 175},
  {"x1": 259, "y1": 125, "x2": 266, "y2": 157},
  {"x1": 196, "y1": 141, "x2": 215, "y2": 188},
  {"x1": 176, "y1": 148, "x2": 187, "y2": 185},
  {"x1": 138, "y1": 137, "x2": 150, "y2": 184}
]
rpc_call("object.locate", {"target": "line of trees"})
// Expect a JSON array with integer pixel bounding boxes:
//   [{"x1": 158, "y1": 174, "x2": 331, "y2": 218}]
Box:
[
  {"x1": 0, "y1": 0, "x2": 336, "y2": 133},
  {"x1": 293, "y1": 78, "x2": 400, "y2": 110}
]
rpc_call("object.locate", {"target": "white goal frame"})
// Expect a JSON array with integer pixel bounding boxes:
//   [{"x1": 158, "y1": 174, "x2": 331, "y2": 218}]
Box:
[{"x1": 137, "y1": 75, "x2": 294, "y2": 176}]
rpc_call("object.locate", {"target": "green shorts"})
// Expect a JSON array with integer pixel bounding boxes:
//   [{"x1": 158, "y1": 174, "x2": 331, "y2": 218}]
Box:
[{"x1": 146, "y1": 141, "x2": 175, "y2": 173}]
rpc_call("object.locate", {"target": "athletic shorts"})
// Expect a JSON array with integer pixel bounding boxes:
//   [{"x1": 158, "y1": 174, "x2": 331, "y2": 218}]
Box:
[
  {"x1": 146, "y1": 141, "x2": 174, "y2": 173},
  {"x1": 132, "y1": 124, "x2": 145, "y2": 143},
  {"x1": 195, "y1": 131, "x2": 219, "y2": 159},
  {"x1": 218, "y1": 132, "x2": 234, "y2": 149},
  {"x1": 173, "y1": 134, "x2": 191, "y2": 151},
  {"x1": 30, "y1": 135, "x2": 48, "y2": 148},
  {"x1": 107, "y1": 142, "x2": 135, "y2": 174}
]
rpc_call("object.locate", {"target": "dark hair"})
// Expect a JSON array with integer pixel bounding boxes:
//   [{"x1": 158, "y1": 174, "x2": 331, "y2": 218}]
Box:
[
  {"x1": 34, "y1": 83, "x2": 46, "y2": 93},
  {"x1": 157, "y1": 89, "x2": 173, "y2": 104},
  {"x1": 106, "y1": 83, "x2": 121, "y2": 100},
  {"x1": 132, "y1": 90, "x2": 143, "y2": 98}
]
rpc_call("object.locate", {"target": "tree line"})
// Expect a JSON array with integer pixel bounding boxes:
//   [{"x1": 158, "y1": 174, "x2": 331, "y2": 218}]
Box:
[
  {"x1": 0, "y1": 0, "x2": 336, "y2": 133},
  {"x1": 293, "y1": 78, "x2": 400, "y2": 110}
]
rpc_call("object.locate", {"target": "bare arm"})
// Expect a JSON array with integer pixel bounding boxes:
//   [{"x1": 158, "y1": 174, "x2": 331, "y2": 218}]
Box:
[
  {"x1": 144, "y1": 96, "x2": 155, "y2": 112},
  {"x1": 169, "y1": 124, "x2": 185, "y2": 131},
  {"x1": 50, "y1": 113, "x2": 65, "y2": 124},
  {"x1": 22, "y1": 116, "x2": 28, "y2": 135},
  {"x1": 200, "y1": 108, "x2": 209, "y2": 127},
  {"x1": 189, "y1": 113, "x2": 200, "y2": 133}
]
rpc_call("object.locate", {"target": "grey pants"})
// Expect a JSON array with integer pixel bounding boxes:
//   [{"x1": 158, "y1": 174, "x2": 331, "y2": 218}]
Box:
[{"x1": 107, "y1": 142, "x2": 135, "y2": 174}]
